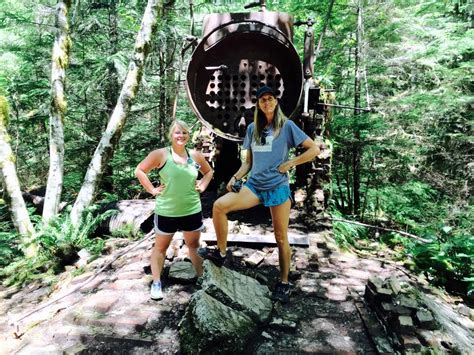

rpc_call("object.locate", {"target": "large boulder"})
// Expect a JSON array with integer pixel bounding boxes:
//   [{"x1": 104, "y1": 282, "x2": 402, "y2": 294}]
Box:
[
  {"x1": 168, "y1": 261, "x2": 197, "y2": 283},
  {"x1": 179, "y1": 290, "x2": 256, "y2": 354},
  {"x1": 199, "y1": 261, "x2": 272, "y2": 323},
  {"x1": 179, "y1": 261, "x2": 273, "y2": 353}
]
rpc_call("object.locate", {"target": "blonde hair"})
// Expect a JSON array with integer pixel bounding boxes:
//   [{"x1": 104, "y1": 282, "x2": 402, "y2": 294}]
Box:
[
  {"x1": 252, "y1": 101, "x2": 287, "y2": 143},
  {"x1": 167, "y1": 119, "x2": 191, "y2": 141}
]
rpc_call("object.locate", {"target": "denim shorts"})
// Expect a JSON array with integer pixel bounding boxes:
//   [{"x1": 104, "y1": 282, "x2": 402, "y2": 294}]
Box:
[
  {"x1": 244, "y1": 182, "x2": 291, "y2": 207},
  {"x1": 154, "y1": 211, "x2": 203, "y2": 235}
]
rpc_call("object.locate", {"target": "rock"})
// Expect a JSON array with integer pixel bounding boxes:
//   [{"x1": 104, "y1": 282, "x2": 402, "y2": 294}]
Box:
[
  {"x1": 168, "y1": 261, "x2": 197, "y2": 283},
  {"x1": 397, "y1": 295, "x2": 418, "y2": 310},
  {"x1": 75, "y1": 249, "x2": 92, "y2": 267},
  {"x1": 388, "y1": 276, "x2": 401, "y2": 295},
  {"x1": 179, "y1": 290, "x2": 256, "y2": 354},
  {"x1": 367, "y1": 276, "x2": 384, "y2": 292},
  {"x1": 396, "y1": 315, "x2": 415, "y2": 334},
  {"x1": 399, "y1": 334, "x2": 422, "y2": 352},
  {"x1": 244, "y1": 251, "x2": 266, "y2": 267},
  {"x1": 416, "y1": 309, "x2": 437, "y2": 330},
  {"x1": 199, "y1": 261, "x2": 272, "y2": 323},
  {"x1": 231, "y1": 248, "x2": 244, "y2": 258},
  {"x1": 457, "y1": 304, "x2": 472, "y2": 317},
  {"x1": 269, "y1": 317, "x2": 297, "y2": 331},
  {"x1": 376, "y1": 287, "x2": 394, "y2": 302}
]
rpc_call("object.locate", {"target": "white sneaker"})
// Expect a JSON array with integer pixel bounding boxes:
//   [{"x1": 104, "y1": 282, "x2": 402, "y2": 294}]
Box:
[{"x1": 150, "y1": 281, "x2": 163, "y2": 300}]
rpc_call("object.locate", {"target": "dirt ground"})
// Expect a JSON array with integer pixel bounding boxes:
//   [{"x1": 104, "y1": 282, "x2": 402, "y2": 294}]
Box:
[{"x1": 1, "y1": 192, "x2": 407, "y2": 354}]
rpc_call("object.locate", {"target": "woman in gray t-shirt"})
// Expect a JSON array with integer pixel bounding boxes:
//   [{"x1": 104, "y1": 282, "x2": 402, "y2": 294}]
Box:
[{"x1": 199, "y1": 86, "x2": 320, "y2": 303}]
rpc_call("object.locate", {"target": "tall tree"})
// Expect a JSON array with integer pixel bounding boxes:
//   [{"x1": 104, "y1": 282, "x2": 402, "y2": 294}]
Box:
[
  {"x1": 43, "y1": 0, "x2": 73, "y2": 222},
  {"x1": 352, "y1": 1, "x2": 362, "y2": 216},
  {"x1": 70, "y1": 0, "x2": 163, "y2": 226},
  {"x1": 0, "y1": 96, "x2": 35, "y2": 253}
]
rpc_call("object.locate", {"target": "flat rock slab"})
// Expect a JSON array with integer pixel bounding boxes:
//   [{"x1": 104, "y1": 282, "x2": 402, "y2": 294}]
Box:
[
  {"x1": 200, "y1": 260, "x2": 272, "y2": 323},
  {"x1": 168, "y1": 261, "x2": 197, "y2": 283},
  {"x1": 179, "y1": 290, "x2": 256, "y2": 354}
]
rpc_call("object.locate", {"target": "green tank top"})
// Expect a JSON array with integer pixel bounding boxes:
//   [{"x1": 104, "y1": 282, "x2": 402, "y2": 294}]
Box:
[{"x1": 155, "y1": 147, "x2": 201, "y2": 217}]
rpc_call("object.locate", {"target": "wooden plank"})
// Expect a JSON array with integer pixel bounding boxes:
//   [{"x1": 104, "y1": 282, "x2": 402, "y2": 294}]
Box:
[{"x1": 178, "y1": 232, "x2": 309, "y2": 246}]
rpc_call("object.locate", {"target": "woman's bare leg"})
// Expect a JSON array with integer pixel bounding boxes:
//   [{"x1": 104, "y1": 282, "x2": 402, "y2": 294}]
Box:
[
  {"x1": 151, "y1": 234, "x2": 173, "y2": 281},
  {"x1": 212, "y1": 186, "x2": 260, "y2": 253},
  {"x1": 183, "y1": 230, "x2": 203, "y2": 276},
  {"x1": 269, "y1": 199, "x2": 291, "y2": 283}
]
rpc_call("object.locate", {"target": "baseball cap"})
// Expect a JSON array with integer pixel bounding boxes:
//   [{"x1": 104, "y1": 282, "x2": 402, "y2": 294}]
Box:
[{"x1": 256, "y1": 86, "x2": 275, "y2": 99}]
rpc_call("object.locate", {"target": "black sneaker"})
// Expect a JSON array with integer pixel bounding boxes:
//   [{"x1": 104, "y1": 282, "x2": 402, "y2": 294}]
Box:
[
  {"x1": 197, "y1": 247, "x2": 226, "y2": 267},
  {"x1": 271, "y1": 282, "x2": 292, "y2": 303}
]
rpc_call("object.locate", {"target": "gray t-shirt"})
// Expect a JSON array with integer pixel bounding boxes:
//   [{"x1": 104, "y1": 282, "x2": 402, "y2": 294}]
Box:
[{"x1": 243, "y1": 120, "x2": 309, "y2": 191}]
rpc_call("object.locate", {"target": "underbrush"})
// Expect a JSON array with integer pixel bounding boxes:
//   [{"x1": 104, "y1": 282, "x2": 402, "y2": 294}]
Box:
[
  {"x1": 0, "y1": 208, "x2": 116, "y2": 286},
  {"x1": 331, "y1": 204, "x2": 473, "y2": 296}
]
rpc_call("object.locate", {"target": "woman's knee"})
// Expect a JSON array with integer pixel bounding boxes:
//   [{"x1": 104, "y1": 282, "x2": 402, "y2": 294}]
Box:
[
  {"x1": 274, "y1": 231, "x2": 289, "y2": 247},
  {"x1": 185, "y1": 239, "x2": 200, "y2": 250},
  {"x1": 153, "y1": 239, "x2": 171, "y2": 254},
  {"x1": 213, "y1": 198, "x2": 230, "y2": 214}
]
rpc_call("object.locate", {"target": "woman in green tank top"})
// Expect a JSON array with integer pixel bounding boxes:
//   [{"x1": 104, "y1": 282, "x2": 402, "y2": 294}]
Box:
[{"x1": 135, "y1": 120, "x2": 213, "y2": 300}]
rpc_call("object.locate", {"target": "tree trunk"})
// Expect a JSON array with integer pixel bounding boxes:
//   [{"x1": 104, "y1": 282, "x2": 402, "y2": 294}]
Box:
[
  {"x1": 43, "y1": 0, "x2": 72, "y2": 222},
  {"x1": 314, "y1": 0, "x2": 335, "y2": 61},
  {"x1": 0, "y1": 97, "x2": 36, "y2": 252},
  {"x1": 352, "y1": 2, "x2": 362, "y2": 216},
  {"x1": 70, "y1": 0, "x2": 163, "y2": 226},
  {"x1": 101, "y1": 0, "x2": 120, "y2": 193}
]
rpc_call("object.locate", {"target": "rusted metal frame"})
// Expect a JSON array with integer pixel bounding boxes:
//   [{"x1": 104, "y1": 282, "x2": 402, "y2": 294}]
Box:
[
  {"x1": 186, "y1": 18, "x2": 303, "y2": 141},
  {"x1": 318, "y1": 102, "x2": 372, "y2": 112},
  {"x1": 202, "y1": 20, "x2": 294, "y2": 51}
]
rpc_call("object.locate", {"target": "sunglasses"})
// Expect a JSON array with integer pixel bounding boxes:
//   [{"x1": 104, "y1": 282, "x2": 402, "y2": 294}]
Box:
[
  {"x1": 260, "y1": 128, "x2": 269, "y2": 145},
  {"x1": 187, "y1": 157, "x2": 201, "y2": 170}
]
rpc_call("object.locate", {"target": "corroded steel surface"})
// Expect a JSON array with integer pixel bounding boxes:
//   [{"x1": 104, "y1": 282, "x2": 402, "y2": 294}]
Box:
[{"x1": 186, "y1": 11, "x2": 303, "y2": 141}]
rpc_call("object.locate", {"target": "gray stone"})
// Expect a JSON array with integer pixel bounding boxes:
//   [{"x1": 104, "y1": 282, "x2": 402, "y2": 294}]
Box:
[
  {"x1": 376, "y1": 287, "x2": 394, "y2": 302},
  {"x1": 269, "y1": 317, "x2": 297, "y2": 331},
  {"x1": 388, "y1": 276, "x2": 401, "y2": 295},
  {"x1": 244, "y1": 251, "x2": 266, "y2": 267},
  {"x1": 399, "y1": 334, "x2": 422, "y2": 351},
  {"x1": 457, "y1": 304, "x2": 472, "y2": 317},
  {"x1": 397, "y1": 315, "x2": 415, "y2": 334},
  {"x1": 200, "y1": 260, "x2": 272, "y2": 323},
  {"x1": 75, "y1": 249, "x2": 92, "y2": 267},
  {"x1": 168, "y1": 261, "x2": 197, "y2": 283},
  {"x1": 179, "y1": 290, "x2": 256, "y2": 354},
  {"x1": 416, "y1": 309, "x2": 437, "y2": 330},
  {"x1": 394, "y1": 304, "x2": 412, "y2": 316},
  {"x1": 367, "y1": 276, "x2": 384, "y2": 291},
  {"x1": 398, "y1": 295, "x2": 418, "y2": 310}
]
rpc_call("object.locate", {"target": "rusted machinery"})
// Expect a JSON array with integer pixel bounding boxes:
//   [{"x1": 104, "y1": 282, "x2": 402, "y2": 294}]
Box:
[
  {"x1": 185, "y1": 3, "x2": 331, "y2": 215},
  {"x1": 186, "y1": 11, "x2": 305, "y2": 141}
]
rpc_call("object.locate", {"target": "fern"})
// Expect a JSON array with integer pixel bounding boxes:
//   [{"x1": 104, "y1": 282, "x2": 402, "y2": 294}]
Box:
[{"x1": 0, "y1": 207, "x2": 117, "y2": 286}]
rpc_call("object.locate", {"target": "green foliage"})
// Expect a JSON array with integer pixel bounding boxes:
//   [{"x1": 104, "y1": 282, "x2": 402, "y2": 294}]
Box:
[
  {"x1": 0, "y1": 207, "x2": 116, "y2": 286},
  {"x1": 412, "y1": 229, "x2": 474, "y2": 291},
  {"x1": 324, "y1": 0, "x2": 472, "y2": 295},
  {"x1": 111, "y1": 222, "x2": 143, "y2": 240},
  {"x1": 331, "y1": 210, "x2": 368, "y2": 249},
  {"x1": 0, "y1": 0, "x2": 471, "y2": 296}
]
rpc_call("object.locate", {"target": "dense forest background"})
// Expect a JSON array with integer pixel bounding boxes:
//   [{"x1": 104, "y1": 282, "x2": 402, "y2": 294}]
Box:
[{"x1": 0, "y1": 0, "x2": 472, "y2": 296}]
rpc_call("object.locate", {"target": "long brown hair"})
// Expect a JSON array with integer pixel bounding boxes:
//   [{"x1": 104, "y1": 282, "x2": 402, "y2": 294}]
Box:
[{"x1": 252, "y1": 101, "x2": 287, "y2": 143}]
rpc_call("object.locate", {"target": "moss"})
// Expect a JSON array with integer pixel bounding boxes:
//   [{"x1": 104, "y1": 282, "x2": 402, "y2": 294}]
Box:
[
  {"x1": 54, "y1": 95, "x2": 68, "y2": 113},
  {"x1": 0, "y1": 96, "x2": 10, "y2": 128}
]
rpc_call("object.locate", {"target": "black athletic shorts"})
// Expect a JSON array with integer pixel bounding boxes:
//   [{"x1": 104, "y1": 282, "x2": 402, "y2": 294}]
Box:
[{"x1": 153, "y1": 211, "x2": 203, "y2": 235}]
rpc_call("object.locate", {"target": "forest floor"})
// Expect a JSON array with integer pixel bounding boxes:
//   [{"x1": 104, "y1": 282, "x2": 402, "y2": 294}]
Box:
[{"x1": 0, "y1": 192, "x2": 460, "y2": 354}]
